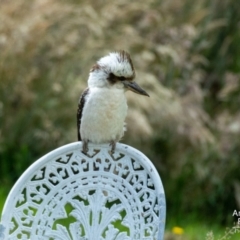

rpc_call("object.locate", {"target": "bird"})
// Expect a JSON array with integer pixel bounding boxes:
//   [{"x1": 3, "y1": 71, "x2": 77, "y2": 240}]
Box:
[{"x1": 77, "y1": 50, "x2": 149, "y2": 154}]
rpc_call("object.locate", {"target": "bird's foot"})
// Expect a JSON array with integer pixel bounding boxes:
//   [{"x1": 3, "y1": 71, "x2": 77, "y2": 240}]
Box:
[
  {"x1": 82, "y1": 140, "x2": 89, "y2": 154},
  {"x1": 109, "y1": 140, "x2": 116, "y2": 154}
]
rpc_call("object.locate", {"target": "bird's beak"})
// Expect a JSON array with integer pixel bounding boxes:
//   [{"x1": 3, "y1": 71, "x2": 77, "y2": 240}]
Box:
[{"x1": 122, "y1": 80, "x2": 150, "y2": 97}]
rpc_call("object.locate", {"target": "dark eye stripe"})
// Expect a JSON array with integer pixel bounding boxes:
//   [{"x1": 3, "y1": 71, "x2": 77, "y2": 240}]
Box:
[
  {"x1": 107, "y1": 73, "x2": 117, "y2": 84},
  {"x1": 118, "y1": 76, "x2": 126, "y2": 81},
  {"x1": 107, "y1": 73, "x2": 134, "y2": 84}
]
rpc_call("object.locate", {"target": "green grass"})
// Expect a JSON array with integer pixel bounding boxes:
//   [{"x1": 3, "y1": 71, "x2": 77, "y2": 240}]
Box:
[
  {"x1": 166, "y1": 220, "x2": 240, "y2": 240},
  {"x1": 0, "y1": 187, "x2": 8, "y2": 214}
]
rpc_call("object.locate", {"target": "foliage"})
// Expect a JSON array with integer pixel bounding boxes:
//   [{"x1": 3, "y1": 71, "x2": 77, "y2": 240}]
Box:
[{"x1": 0, "y1": 0, "x2": 240, "y2": 225}]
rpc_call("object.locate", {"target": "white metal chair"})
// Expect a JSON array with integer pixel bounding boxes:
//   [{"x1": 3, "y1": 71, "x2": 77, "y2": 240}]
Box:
[{"x1": 0, "y1": 142, "x2": 166, "y2": 240}]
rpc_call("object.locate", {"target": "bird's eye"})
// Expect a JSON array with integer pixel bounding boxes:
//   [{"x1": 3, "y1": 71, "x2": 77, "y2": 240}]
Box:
[{"x1": 118, "y1": 76, "x2": 126, "y2": 81}]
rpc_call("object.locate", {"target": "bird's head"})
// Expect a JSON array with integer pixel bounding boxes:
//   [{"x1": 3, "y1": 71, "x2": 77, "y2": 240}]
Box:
[{"x1": 88, "y1": 50, "x2": 149, "y2": 97}]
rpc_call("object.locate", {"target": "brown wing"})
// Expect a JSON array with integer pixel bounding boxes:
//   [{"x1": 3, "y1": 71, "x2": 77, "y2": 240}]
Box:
[{"x1": 77, "y1": 88, "x2": 89, "y2": 141}]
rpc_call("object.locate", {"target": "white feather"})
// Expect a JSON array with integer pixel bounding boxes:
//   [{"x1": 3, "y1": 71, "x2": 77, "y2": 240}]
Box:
[
  {"x1": 98, "y1": 52, "x2": 133, "y2": 77},
  {"x1": 88, "y1": 52, "x2": 134, "y2": 88},
  {"x1": 80, "y1": 87, "x2": 127, "y2": 143}
]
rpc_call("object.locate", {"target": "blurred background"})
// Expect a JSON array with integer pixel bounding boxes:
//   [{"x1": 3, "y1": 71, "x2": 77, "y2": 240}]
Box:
[{"x1": 1, "y1": 0, "x2": 240, "y2": 239}]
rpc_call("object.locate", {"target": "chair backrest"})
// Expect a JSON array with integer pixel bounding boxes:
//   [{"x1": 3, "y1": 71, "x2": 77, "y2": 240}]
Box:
[{"x1": 0, "y1": 142, "x2": 166, "y2": 240}]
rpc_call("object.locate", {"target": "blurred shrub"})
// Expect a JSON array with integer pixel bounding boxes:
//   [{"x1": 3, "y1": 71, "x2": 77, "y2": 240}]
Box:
[{"x1": 0, "y1": 0, "x2": 240, "y2": 224}]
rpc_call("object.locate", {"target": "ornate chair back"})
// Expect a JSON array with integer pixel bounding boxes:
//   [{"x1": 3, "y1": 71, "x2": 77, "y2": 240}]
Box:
[{"x1": 0, "y1": 142, "x2": 166, "y2": 240}]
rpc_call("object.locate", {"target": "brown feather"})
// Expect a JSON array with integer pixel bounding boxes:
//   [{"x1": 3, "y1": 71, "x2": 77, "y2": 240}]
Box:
[
  {"x1": 77, "y1": 88, "x2": 89, "y2": 141},
  {"x1": 90, "y1": 63, "x2": 101, "y2": 72},
  {"x1": 117, "y1": 50, "x2": 135, "y2": 73}
]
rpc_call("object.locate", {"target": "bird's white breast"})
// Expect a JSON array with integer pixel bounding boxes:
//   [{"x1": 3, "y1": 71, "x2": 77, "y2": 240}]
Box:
[{"x1": 80, "y1": 88, "x2": 128, "y2": 143}]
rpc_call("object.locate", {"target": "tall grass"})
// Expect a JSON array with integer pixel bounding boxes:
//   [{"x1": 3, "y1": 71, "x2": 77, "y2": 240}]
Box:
[{"x1": 0, "y1": 0, "x2": 240, "y2": 227}]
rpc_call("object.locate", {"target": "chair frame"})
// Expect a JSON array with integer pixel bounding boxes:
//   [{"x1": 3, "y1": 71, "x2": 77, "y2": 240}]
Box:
[{"x1": 0, "y1": 142, "x2": 166, "y2": 240}]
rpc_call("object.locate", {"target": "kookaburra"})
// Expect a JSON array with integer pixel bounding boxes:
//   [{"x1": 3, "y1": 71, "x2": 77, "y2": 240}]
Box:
[{"x1": 77, "y1": 50, "x2": 149, "y2": 153}]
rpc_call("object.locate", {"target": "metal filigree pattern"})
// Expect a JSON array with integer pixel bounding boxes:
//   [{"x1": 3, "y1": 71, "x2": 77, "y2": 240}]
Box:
[{"x1": 0, "y1": 143, "x2": 165, "y2": 240}]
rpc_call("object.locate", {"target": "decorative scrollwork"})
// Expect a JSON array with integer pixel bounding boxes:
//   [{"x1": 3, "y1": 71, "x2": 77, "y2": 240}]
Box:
[{"x1": 0, "y1": 143, "x2": 165, "y2": 240}]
